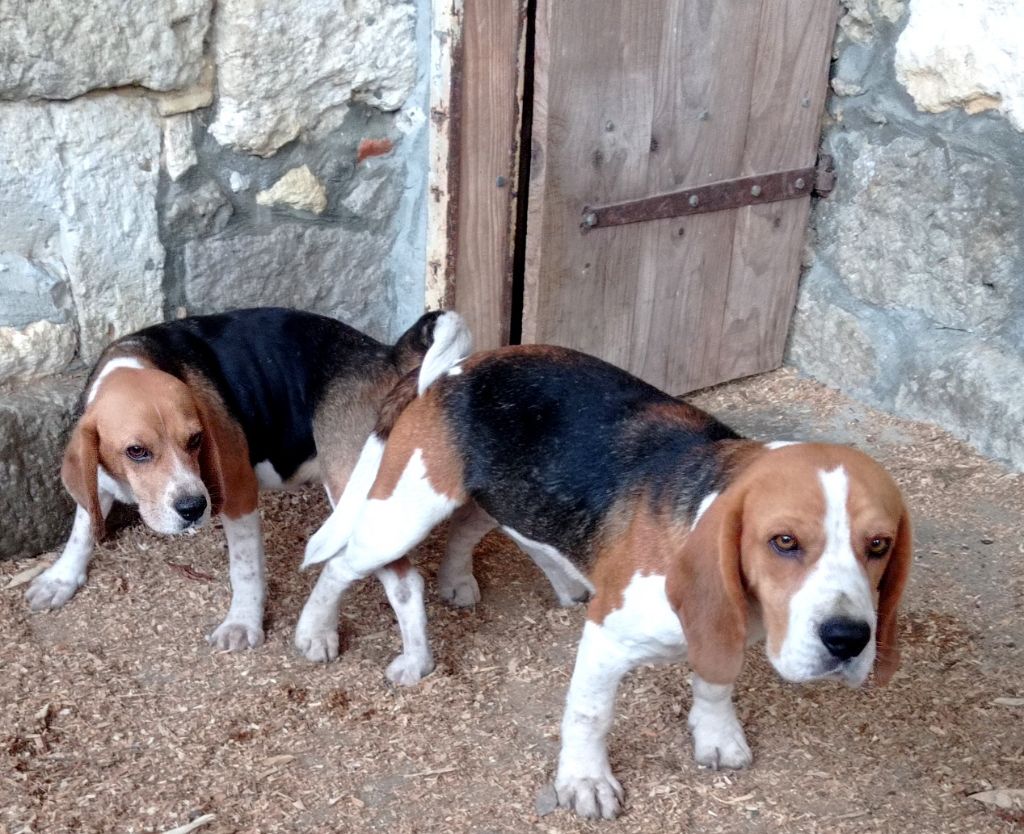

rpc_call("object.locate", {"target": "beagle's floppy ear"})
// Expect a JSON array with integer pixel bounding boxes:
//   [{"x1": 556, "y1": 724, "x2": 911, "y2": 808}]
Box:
[
  {"x1": 190, "y1": 384, "x2": 254, "y2": 519},
  {"x1": 61, "y1": 417, "x2": 105, "y2": 539},
  {"x1": 666, "y1": 489, "x2": 748, "y2": 685},
  {"x1": 874, "y1": 507, "x2": 912, "y2": 686}
]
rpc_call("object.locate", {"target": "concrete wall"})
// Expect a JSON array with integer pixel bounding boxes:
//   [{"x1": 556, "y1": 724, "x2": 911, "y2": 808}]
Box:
[
  {"x1": 0, "y1": 0, "x2": 430, "y2": 557},
  {"x1": 789, "y1": 0, "x2": 1024, "y2": 470}
]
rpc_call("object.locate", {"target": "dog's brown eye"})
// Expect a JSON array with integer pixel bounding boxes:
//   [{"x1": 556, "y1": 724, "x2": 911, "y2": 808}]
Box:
[
  {"x1": 126, "y1": 445, "x2": 151, "y2": 462},
  {"x1": 769, "y1": 534, "x2": 801, "y2": 555},
  {"x1": 186, "y1": 431, "x2": 203, "y2": 452},
  {"x1": 867, "y1": 537, "x2": 892, "y2": 559}
]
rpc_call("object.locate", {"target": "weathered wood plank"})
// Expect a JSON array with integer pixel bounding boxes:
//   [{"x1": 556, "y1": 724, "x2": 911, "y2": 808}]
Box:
[
  {"x1": 713, "y1": 0, "x2": 839, "y2": 384},
  {"x1": 453, "y1": 0, "x2": 528, "y2": 349}
]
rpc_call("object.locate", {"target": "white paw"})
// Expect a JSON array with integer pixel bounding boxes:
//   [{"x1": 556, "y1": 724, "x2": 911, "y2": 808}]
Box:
[
  {"x1": 691, "y1": 719, "x2": 752, "y2": 770},
  {"x1": 295, "y1": 626, "x2": 340, "y2": 663},
  {"x1": 438, "y1": 574, "x2": 480, "y2": 607},
  {"x1": 553, "y1": 769, "x2": 624, "y2": 820},
  {"x1": 25, "y1": 571, "x2": 85, "y2": 611},
  {"x1": 207, "y1": 620, "x2": 264, "y2": 652},
  {"x1": 384, "y1": 652, "x2": 434, "y2": 687}
]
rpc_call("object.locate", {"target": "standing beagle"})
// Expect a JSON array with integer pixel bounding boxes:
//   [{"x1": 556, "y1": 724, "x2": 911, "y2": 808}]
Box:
[
  {"x1": 27, "y1": 307, "x2": 470, "y2": 684},
  {"x1": 301, "y1": 345, "x2": 911, "y2": 818}
]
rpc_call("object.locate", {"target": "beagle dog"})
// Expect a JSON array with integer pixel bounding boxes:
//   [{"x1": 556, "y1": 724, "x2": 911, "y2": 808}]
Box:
[
  {"x1": 300, "y1": 344, "x2": 911, "y2": 819},
  {"x1": 26, "y1": 307, "x2": 470, "y2": 682}
]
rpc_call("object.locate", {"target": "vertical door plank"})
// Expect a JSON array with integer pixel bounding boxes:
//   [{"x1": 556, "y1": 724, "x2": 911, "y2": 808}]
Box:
[
  {"x1": 453, "y1": 0, "x2": 528, "y2": 349},
  {"x1": 713, "y1": 0, "x2": 839, "y2": 383}
]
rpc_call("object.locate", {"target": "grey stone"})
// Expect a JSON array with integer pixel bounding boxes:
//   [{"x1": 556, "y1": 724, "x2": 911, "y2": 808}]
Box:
[
  {"x1": 0, "y1": 375, "x2": 80, "y2": 558},
  {"x1": 896, "y1": 343, "x2": 1024, "y2": 468},
  {"x1": 182, "y1": 224, "x2": 394, "y2": 338},
  {"x1": 0, "y1": 253, "x2": 71, "y2": 327},
  {"x1": 0, "y1": 0, "x2": 212, "y2": 100},
  {"x1": 0, "y1": 97, "x2": 165, "y2": 363},
  {"x1": 208, "y1": 0, "x2": 417, "y2": 156},
  {"x1": 163, "y1": 179, "x2": 233, "y2": 240},
  {"x1": 822, "y1": 135, "x2": 1020, "y2": 331}
]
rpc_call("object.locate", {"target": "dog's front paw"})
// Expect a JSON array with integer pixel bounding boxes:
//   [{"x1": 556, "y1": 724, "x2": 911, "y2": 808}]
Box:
[
  {"x1": 438, "y1": 573, "x2": 480, "y2": 608},
  {"x1": 208, "y1": 620, "x2": 264, "y2": 652},
  {"x1": 691, "y1": 719, "x2": 752, "y2": 770},
  {"x1": 384, "y1": 652, "x2": 434, "y2": 687},
  {"x1": 295, "y1": 626, "x2": 340, "y2": 663},
  {"x1": 553, "y1": 769, "x2": 624, "y2": 820},
  {"x1": 25, "y1": 571, "x2": 84, "y2": 611}
]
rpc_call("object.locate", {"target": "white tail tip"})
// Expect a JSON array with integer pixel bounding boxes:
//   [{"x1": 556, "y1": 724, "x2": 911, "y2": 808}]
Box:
[{"x1": 417, "y1": 311, "x2": 473, "y2": 395}]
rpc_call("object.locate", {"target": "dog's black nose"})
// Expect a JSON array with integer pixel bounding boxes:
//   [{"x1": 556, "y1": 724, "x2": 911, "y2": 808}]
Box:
[
  {"x1": 818, "y1": 617, "x2": 871, "y2": 661},
  {"x1": 174, "y1": 494, "x2": 208, "y2": 523}
]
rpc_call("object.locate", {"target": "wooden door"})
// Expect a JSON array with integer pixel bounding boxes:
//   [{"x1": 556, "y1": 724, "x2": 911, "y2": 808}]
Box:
[{"x1": 521, "y1": 0, "x2": 838, "y2": 392}]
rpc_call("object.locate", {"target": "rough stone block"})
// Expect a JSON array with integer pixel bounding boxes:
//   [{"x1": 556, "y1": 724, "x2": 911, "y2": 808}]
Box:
[
  {"x1": 823, "y1": 135, "x2": 1019, "y2": 331},
  {"x1": 896, "y1": 344, "x2": 1024, "y2": 469},
  {"x1": 0, "y1": 0, "x2": 212, "y2": 100},
  {"x1": 209, "y1": 0, "x2": 417, "y2": 156},
  {"x1": 0, "y1": 375, "x2": 81, "y2": 559},
  {"x1": 895, "y1": 0, "x2": 1024, "y2": 130},
  {"x1": 0, "y1": 97, "x2": 165, "y2": 362},
  {"x1": 182, "y1": 224, "x2": 394, "y2": 338},
  {"x1": 256, "y1": 165, "x2": 328, "y2": 214}
]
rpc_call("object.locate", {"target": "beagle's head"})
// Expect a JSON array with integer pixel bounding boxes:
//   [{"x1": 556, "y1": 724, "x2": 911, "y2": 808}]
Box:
[
  {"x1": 63, "y1": 364, "x2": 213, "y2": 536},
  {"x1": 670, "y1": 443, "x2": 911, "y2": 689}
]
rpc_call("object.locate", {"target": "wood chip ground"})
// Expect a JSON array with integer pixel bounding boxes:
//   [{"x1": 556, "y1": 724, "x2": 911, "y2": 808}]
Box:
[{"x1": 2, "y1": 369, "x2": 1021, "y2": 833}]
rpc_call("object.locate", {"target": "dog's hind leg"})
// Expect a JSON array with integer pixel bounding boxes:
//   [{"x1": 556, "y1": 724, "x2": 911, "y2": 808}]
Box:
[
  {"x1": 295, "y1": 446, "x2": 463, "y2": 681},
  {"x1": 437, "y1": 502, "x2": 497, "y2": 607}
]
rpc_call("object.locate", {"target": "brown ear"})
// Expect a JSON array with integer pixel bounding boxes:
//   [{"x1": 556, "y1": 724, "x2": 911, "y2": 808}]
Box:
[
  {"x1": 666, "y1": 490, "x2": 748, "y2": 684},
  {"x1": 191, "y1": 385, "x2": 254, "y2": 518},
  {"x1": 874, "y1": 508, "x2": 912, "y2": 686},
  {"x1": 61, "y1": 417, "x2": 105, "y2": 539}
]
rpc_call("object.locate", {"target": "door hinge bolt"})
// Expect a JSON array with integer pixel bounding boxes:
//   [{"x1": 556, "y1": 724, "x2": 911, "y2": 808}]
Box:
[
  {"x1": 582, "y1": 211, "x2": 598, "y2": 228},
  {"x1": 688, "y1": 194, "x2": 699, "y2": 207},
  {"x1": 794, "y1": 177, "x2": 806, "y2": 190},
  {"x1": 750, "y1": 184, "x2": 762, "y2": 197}
]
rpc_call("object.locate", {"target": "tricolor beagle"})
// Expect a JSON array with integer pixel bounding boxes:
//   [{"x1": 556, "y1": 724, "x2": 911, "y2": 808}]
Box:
[
  {"x1": 301, "y1": 345, "x2": 912, "y2": 818},
  {"x1": 26, "y1": 307, "x2": 470, "y2": 683}
]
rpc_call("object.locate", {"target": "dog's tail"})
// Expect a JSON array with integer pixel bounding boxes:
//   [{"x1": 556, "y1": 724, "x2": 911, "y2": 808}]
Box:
[
  {"x1": 390, "y1": 310, "x2": 473, "y2": 385},
  {"x1": 301, "y1": 311, "x2": 472, "y2": 570}
]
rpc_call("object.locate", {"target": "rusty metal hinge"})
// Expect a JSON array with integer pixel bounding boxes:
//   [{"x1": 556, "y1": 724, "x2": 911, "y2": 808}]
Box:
[{"x1": 581, "y1": 155, "x2": 835, "y2": 232}]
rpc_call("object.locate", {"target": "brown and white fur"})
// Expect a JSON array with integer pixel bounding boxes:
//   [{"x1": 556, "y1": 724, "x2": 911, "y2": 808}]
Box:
[
  {"x1": 26, "y1": 307, "x2": 471, "y2": 685},
  {"x1": 300, "y1": 345, "x2": 912, "y2": 818}
]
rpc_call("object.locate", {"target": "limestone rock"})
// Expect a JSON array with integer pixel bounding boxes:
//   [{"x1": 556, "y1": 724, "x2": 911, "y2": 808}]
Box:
[
  {"x1": 0, "y1": 320, "x2": 77, "y2": 382},
  {"x1": 0, "y1": 0, "x2": 212, "y2": 100},
  {"x1": 256, "y1": 166, "x2": 328, "y2": 214},
  {"x1": 825, "y1": 136, "x2": 1018, "y2": 331},
  {"x1": 154, "y1": 58, "x2": 216, "y2": 117},
  {"x1": 182, "y1": 224, "x2": 394, "y2": 338},
  {"x1": 209, "y1": 0, "x2": 417, "y2": 156},
  {"x1": 163, "y1": 180, "x2": 233, "y2": 239},
  {"x1": 0, "y1": 97, "x2": 165, "y2": 362},
  {"x1": 0, "y1": 375, "x2": 81, "y2": 559},
  {"x1": 895, "y1": 0, "x2": 1024, "y2": 131},
  {"x1": 162, "y1": 114, "x2": 197, "y2": 181},
  {"x1": 896, "y1": 344, "x2": 1024, "y2": 469}
]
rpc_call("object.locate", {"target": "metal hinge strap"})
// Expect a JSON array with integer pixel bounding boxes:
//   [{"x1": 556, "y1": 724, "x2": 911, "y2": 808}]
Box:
[{"x1": 581, "y1": 155, "x2": 835, "y2": 231}]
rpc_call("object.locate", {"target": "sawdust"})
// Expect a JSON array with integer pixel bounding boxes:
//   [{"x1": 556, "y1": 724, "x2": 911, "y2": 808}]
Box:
[{"x1": 2, "y1": 369, "x2": 1021, "y2": 834}]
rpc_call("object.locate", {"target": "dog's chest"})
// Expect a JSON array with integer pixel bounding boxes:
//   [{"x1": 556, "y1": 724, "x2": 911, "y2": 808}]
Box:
[{"x1": 599, "y1": 572, "x2": 687, "y2": 663}]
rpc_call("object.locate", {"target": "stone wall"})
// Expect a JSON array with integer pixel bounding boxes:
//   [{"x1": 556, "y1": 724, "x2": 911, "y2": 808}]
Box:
[
  {"x1": 789, "y1": 0, "x2": 1024, "y2": 470},
  {"x1": 0, "y1": 0, "x2": 430, "y2": 557}
]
